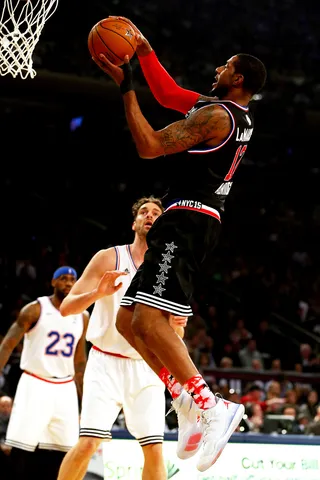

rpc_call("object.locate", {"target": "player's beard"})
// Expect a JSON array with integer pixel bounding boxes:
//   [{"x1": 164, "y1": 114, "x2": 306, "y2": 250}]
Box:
[
  {"x1": 210, "y1": 84, "x2": 229, "y2": 99},
  {"x1": 56, "y1": 289, "x2": 68, "y2": 301},
  {"x1": 135, "y1": 225, "x2": 148, "y2": 240},
  {"x1": 136, "y1": 223, "x2": 149, "y2": 238},
  {"x1": 141, "y1": 228, "x2": 148, "y2": 238}
]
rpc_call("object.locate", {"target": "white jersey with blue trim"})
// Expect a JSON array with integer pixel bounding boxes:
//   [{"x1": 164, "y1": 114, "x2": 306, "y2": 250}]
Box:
[
  {"x1": 20, "y1": 296, "x2": 84, "y2": 378},
  {"x1": 86, "y1": 244, "x2": 141, "y2": 360}
]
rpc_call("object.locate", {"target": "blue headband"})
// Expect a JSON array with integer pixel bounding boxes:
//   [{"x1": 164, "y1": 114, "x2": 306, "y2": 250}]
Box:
[{"x1": 53, "y1": 266, "x2": 77, "y2": 280}]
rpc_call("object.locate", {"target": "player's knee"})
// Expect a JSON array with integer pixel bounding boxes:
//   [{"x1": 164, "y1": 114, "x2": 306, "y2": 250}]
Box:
[
  {"x1": 141, "y1": 443, "x2": 164, "y2": 462},
  {"x1": 77, "y1": 436, "x2": 101, "y2": 457}
]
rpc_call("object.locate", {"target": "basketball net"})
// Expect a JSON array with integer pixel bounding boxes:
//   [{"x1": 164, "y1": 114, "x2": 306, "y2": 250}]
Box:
[{"x1": 0, "y1": 0, "x2": 59, "y2": 79}]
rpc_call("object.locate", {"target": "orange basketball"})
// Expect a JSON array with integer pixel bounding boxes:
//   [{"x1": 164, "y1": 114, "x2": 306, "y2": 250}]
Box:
[{"x1": 88, "y1": 18, "x2": 137, "y2": 66}]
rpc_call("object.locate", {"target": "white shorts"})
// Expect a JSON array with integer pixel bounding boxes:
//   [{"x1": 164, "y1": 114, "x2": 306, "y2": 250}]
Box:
[
  {"x1": 5, "y1": 372, "x2": 79, "y2": 452},
  {"x1": 80, "y1": 348, "x2": 165, "y2": 446}
]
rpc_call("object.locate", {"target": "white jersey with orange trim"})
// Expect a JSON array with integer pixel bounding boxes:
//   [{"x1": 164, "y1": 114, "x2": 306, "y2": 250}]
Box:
[
  {"x1": 20, "y1": 296, "x2": 84, "y2": 378},
  {"x1": 86, "y1": 244, "x2": 141, "y2": 360}
]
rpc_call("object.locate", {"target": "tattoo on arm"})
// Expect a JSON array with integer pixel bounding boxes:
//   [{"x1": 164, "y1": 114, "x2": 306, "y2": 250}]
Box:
[
  {"x1": 198, "y1": 94, "x2": 215, "y2": 102},
  {"x1": 159, "y1": 105, "x2": 230, "y2": 155}
]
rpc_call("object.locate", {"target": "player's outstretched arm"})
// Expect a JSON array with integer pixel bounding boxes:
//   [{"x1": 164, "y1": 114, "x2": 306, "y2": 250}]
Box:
[
  {"x1": 60, "y1": 248, "x2": 128, "y2": 316},
  {"x1": 138, "y1": 50, "x2": 201, "y2": 114},
  {"x1": 102, "y1": 16, "x2": 201, "y2": 114},
  {"x1": 0, "y1": 302, "x2": 40, "y2": 371}
]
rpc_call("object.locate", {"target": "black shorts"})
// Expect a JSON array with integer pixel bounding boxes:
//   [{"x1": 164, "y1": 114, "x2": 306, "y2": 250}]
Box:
[{"x1": 120, "y1": 207, "x2": 221, "y2": 316}]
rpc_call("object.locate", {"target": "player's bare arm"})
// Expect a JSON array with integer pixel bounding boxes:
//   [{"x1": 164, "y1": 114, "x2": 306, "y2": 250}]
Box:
[
  {"x1": 60, "y1": 248, "x2": 127, "y2": 316},
  {"x1": 169, "y1": 316, "x2": 187, "y2": 340},
  {"x1": 174, "y1": 326, "x2": 185, "y2": 339},
  {"x1": 123, "y1": 93, "x2": 231, "y2": 158},
  {"x1": 73, "y1": 310, "x2": 90, "y2": 401},
  {"x1": 0, "y1": 302, "x2": 40, "y2": 370}
]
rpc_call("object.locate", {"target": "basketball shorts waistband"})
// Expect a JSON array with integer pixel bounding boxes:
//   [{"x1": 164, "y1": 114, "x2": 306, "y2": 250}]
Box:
[
  {"x1": 165, "y1": 200, "x2": 221, "y2": 222},
  {"x1": 23, "y1": 371, "x2": 74, "y2": 384},
  {"x1": 92, "y1": 345, "x2": 130, "y2": 359}
]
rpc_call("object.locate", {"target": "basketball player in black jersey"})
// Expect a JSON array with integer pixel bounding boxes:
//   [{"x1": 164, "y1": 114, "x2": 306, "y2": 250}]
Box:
[{"x1": 94, "y1": 17, "x2": 267, "y2": 473}]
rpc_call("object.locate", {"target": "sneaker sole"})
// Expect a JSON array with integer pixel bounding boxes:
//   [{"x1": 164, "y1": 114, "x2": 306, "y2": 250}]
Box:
[{"x1": 197, "y1": 404, "x2": 245, "y2": 472}]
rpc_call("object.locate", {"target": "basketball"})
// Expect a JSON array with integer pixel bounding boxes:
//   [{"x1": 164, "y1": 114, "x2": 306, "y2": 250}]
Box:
[{"x1": 88, "y1": 18, "x2": 137, "y2": 66}]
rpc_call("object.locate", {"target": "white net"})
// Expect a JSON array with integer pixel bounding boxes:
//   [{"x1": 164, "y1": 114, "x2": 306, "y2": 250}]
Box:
[{"x1": 0, "y1": 0, "x2": 59, "y2": 79}]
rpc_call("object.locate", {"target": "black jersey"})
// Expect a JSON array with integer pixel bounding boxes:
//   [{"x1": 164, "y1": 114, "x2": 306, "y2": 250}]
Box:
[{"x1": 163, "y1": 99, "x2": 254, "y2": 212}]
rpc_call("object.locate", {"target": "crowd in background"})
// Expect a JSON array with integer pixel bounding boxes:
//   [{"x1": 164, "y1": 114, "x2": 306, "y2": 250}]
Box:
[
  {"x1": 36, "y1": 0, "x2": 320, "y2": 106},
  {"x1": 1, "y1": 190, "x2": 320, "y2": 437}
]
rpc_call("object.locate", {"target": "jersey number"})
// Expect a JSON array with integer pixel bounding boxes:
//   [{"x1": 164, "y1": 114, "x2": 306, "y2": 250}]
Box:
[
  {"x1": 45, "y1": 331, "x2": 75, "y2": 357},
  {"x1": 224, "y1": 145, "x2": 247, "y2": 181}
]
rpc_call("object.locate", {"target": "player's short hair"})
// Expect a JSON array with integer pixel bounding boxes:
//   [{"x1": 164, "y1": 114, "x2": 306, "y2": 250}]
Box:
[
  {"x1": 132, "y1": 196, "x2": 164, "y2": 219},
  {"x1": 234, "y1": 53, "x2": 267, "y2": 95}
]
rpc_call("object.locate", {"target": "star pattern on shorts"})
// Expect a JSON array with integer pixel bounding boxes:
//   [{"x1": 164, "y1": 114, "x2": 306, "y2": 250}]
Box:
[
  {"x1": 152, "y1": 242, "x2": 177, "y2": 299},
  {"x1": 165, "y1": 242, "x2": 178, "y2": 253},
  {"x1": 159, "y1": 262, "x2": 171, "y2": 274},
  {"x1": 156, "y1": 272, "x2": 168, "y2": 285},
  {"x1": 153, "y1": 284, "x2": 166, "y2": 296},
  {"x1": 162, "y1": 251, "x2": 174, "y2": 263}
]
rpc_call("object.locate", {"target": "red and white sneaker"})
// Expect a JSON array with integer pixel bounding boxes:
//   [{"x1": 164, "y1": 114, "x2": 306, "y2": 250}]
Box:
[
  {"x1": 197, "y1": 398, "x2": 245, "y2": 472},
  {"x1": 167, "y1": 389, "x2": 203, "y2": 460}
]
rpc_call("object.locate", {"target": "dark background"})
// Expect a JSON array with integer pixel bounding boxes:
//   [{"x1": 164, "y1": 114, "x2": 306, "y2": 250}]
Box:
[{"x1": 0, "y1": 0, "x2": 319, "y2": 370}]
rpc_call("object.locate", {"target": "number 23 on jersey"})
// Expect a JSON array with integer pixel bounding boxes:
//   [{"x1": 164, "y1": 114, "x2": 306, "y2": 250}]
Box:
[{"x1": 45, "y1": 331, "x2": 75, "y2": 357}]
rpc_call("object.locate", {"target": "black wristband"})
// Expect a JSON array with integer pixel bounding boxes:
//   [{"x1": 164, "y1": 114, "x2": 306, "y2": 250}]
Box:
[{"x1": 120, "y1": 62, "x2": 134, "y2": 95}]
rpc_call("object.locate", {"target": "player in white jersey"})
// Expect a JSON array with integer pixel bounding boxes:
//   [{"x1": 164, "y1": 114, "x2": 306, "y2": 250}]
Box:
[
  {"x1": 0, "y1": 266, "x2": 90, "y2": 480},
  {"x1": 57, "y1": 196, "x2": 187, "y2": 480}
]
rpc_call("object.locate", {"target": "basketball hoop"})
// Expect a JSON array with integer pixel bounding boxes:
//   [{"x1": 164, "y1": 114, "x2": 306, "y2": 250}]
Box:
[{"x1": 0, "y1": 0, "x2": 59, "y2": 79}]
